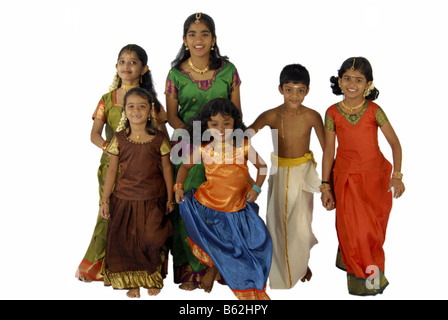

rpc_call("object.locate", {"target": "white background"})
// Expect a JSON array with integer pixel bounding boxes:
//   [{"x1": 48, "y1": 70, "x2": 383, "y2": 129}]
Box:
[{"x1": 1, "y1": 0, "x2": 447, "y2": 300}]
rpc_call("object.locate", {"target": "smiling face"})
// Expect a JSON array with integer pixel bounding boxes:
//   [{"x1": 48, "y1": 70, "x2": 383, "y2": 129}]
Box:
[
  {"x1": 124, "y1": 93, "x2": 151, "y2": 126},
  {"x1": 339, "y1": 69, "x2": 372, "y2": 100},
  {"x1": 116, "y1": 50, "x2": 148, "y2": 85},
  {"x1": 183, "y1": 22, "x2": 216, "y2": 58},
  {"x1": 207, "y1": 113, "x2": 235, "y2": 143},
  {"x1": 279, "y1": 82, "x2": 309, "y2": 108}
]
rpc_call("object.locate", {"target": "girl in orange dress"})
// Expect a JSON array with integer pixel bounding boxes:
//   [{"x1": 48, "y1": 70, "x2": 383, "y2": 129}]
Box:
[
  {"x1": 321, "y1": 57, "x2": 405, "y2": 296},
  {"x1": 174, "y1": 98, "x2": 272, "y2": 300}
]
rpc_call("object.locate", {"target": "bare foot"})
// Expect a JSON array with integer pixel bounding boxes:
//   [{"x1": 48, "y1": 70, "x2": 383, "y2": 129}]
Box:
[
  {"x1": 301, "y1": 267, "x2": 312, "y2": 282},
  {"x1": 147, "y1": 287, "x2": 161, "y2": 296},
  {"x1": 179, "y1": 282, "x2": 196, "y2": 291},
  {"x1": 202, "y1": 267, "x2": 219, "y2": 293},
  {"x1": 126, "y1": 288, "x2": 141, "y2": 298}
]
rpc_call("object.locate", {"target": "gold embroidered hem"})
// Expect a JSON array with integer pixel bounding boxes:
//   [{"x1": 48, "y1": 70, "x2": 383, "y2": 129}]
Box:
[
  {"x1": 347, "y1": 270, "x2": 389, "y2": 296},
  {"x1": 104, "y1": 266, "x2": 164, "y2": 290},
  {"x1": 336, "y1": 249, "x2": 389, "y2": 296},
  {"x1": 232, "y1": 286, "x2": 270, "y2": 300},
  {"x1": 76, "y1": 259, "x2": 104, "y2": 281},
  {"x1": 187, "y1": 237, "x2": 215, "y2": 268}
]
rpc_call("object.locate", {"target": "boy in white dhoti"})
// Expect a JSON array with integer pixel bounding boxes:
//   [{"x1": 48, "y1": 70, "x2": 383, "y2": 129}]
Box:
[{"x1": 249, "y1": 64, "x2": 325, "y2": 289}]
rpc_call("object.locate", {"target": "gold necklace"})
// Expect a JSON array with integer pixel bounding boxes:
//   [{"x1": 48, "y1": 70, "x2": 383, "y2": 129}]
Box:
[
  {"x1": 340, "y1": 100, "x2": 365, "y2": 113},
  {"x1": 121, "y1": 84, "x2": 139, "y2": 91},
  {"x1": 188, "y1": 58, "x2": 209, "y2": 74}
]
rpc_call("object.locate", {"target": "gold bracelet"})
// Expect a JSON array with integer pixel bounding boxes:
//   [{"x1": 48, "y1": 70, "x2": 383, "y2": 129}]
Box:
[
  {"x1": 102, "y1": 141, "x2": 110, "y2": 152},
  {"x1": 99, "y1": 200, "x2": 109, "y2": 206},
  {"x1": 319, "y1": 183, "x2": 331, "y2": 193},
  {"x1": 392, "y1": 172, "x2": 403, "y2": 180},
  {"x1": 173, "y1": 183, "x2": 184, "y2": 192},
  {"x1": 167, "y1": 200, "x2": 176, "y2": 205}
]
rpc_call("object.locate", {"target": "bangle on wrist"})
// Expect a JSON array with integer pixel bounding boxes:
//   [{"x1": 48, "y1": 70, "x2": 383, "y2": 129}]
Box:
[
  {"x1": 391, "y1": 172, "x2": 403, "y2": 180},
  {"x1": 251, "y1": 185, "x2": 262, "y2": 194},
  {"x1": 99, "y1": 200, "x2": 109, "y2": 206},
  {"x1": 319, "y1": 183, "x2": 331, "y2": 193},
  {"x1": 173, "y1": 183, "x2": 184, "y2": 192},
  {"x1": 167, "y1": 199, "x2": 176, "y2": 205},
  {"x1": 102, "y1": 141, "x2": 109, "y2": 152}
]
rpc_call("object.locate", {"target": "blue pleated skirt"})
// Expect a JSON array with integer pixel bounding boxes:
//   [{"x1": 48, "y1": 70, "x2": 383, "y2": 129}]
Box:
[{"x1": 179, "y1": 190, "x2": 272, "y2": 299}]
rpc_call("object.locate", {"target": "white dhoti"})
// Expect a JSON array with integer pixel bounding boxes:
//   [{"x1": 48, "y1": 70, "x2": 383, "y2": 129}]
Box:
[{"x1": 267, "y1": 152, "x2": 321, "y2": 289}]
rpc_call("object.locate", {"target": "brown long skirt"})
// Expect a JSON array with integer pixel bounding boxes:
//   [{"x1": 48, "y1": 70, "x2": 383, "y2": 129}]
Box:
[{"x1": 104, "y1": 196, "x2": 173, "y2": 289}]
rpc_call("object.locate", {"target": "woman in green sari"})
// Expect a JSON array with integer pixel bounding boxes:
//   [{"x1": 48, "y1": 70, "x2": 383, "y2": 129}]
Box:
[
  {"x1": 76, "y1": 44, "x2": 167, "y2": 282},
  {"x1": 165, "y1": 13, "x2": 242, "y2": 291}
]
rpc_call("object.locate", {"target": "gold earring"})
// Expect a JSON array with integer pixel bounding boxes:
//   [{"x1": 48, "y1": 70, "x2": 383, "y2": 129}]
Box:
[
  {"x1": 185, "y1": 44, "x2": 189, "y2": 51},
  {"x1": 211, "y1": 44, "x2": 215, "y2": 51}
]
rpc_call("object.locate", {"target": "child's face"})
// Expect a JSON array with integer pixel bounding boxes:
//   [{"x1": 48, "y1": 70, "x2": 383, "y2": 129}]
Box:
[
  {"x1": 339, "y1": 69, "x2": 372, "y2": 100},
  {"x1": 125, "y1": 94, "x2": 151, "y2": 126},
  {"x1": 279, "y1": 82, "x2": 309, "y2": 108},
  {"x1": 184, "y1": 22, "x2": 216, "y2": 58},
  {"x1": 207, "y1": 113, "x2": 234, "y2": 142},
  {"x1": 116, "y1": 51, "x2": 148, "y2": 83}
]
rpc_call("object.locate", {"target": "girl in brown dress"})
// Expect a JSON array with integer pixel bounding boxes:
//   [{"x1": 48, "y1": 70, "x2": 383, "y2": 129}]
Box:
[{"x1": 99, "y1": 87, "x2": 174, "y2": 298}]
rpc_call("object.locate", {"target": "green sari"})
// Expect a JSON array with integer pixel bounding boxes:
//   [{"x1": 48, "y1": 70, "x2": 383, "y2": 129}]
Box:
[{"x1": 165, "y1": 61, "x2": 241, "y2": 286}]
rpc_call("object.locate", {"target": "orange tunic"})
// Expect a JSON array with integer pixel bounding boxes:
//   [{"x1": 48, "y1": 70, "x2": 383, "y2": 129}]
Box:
[
  {"x1": 194, "y1": 142, "x2": 251, "y2": 213},
  {"x1": 326, "y1": 101, "x2": 392, "y2": 295}
]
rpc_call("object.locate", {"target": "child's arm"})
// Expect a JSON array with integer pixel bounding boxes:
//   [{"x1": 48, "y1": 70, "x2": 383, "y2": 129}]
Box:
[
  {"x1": 91, "y1": 118, "x2": 106, "y2": 150},
  {"x1": 174, "y1": 148, "x2": 201, "y2": 203},
  {"x1": 321, "y1": 128, "x2": 336, "y2": 210},
  {"x1": 99, "y1": 154, "x2": 119, "y2": 219},
  {"x1": 166, "y1": 95, "x2": 185, "y2": 130},
  {"x1": 246, "y1": 143, "x2": 268, "y2": 202},
  {"x1": 247, "y1": 110, "x2": 271, "y2": 137},
  {"x1": 161, "y1": 154, "x2": 175, "y2": 214},
  {"x1": 380, "y1": 122, "x2": 405, "y2": 198},
  {"x1": 311, "y1": 111, "x2": 326, "y2": 151},
  {"x1": 230, "y1": 85, "x2": 242, "y2": 115}
]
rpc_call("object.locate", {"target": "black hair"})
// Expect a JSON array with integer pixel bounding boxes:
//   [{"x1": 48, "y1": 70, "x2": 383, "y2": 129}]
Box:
[
  {"x1": 117, "y1": 44, "x2": 161, "y2": 112},
  {"x1": 171, "y1": 13, "x2": 229, "y2": 70},
  {"x1": 123, "y1": 87, "x2": 158, "y2": 136},
  {"x1": 184, "y1": 98, "x2": 247, "y2": 146},
  {"x1": 279, "y1": 64, "x2": 310, "y2": 88},
  {"x1": 330, "y1": 56, "x2": 379, "y2": 100}
]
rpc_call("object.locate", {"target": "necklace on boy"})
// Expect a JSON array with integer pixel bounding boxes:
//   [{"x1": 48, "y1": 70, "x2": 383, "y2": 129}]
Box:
[
  {"x1": 121, "y1": 84, "x2": 139, "y2": 92},
  {"x1": 340, "y1": 100, "x2": 365, "y2": 113},
  {"x1": 188, "y1": 58, "x2": 209, "y2": 74}
]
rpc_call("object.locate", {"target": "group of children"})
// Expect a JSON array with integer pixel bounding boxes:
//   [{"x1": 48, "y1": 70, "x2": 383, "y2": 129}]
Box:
[{"x1": 76, "y1": 36, "x2": 405, "y2": 300}]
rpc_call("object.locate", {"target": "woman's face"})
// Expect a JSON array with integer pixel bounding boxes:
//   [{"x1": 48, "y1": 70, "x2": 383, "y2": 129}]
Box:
[{"x1": 183, "y1": 21, "x2": 216, "y2": 59}]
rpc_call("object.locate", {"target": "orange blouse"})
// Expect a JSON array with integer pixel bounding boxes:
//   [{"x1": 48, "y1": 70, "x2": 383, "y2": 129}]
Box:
[{"x1": 194, "y1": 141, "x2": 251, "y2": 212}]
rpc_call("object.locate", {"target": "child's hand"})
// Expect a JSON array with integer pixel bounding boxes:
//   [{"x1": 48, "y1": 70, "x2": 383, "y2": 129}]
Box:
[
  {"x1": 321, "y1": 191, "x2": 335, "y2": 211},
  {"x1": 246, "y1": 189, "x2": 259, "y2": 203},
  {"x1": 388, "y1": 179, "x2": 405, "y2": 199},
  {"x1": 175, "y1": 189, "x2": 185, "y2": 204},
  {"x1": 166, "y1": 201, "x2": 175, "y2": 214},
  {"x1": 100, "y1": 203, "x2": 110, "y2": 219}
]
